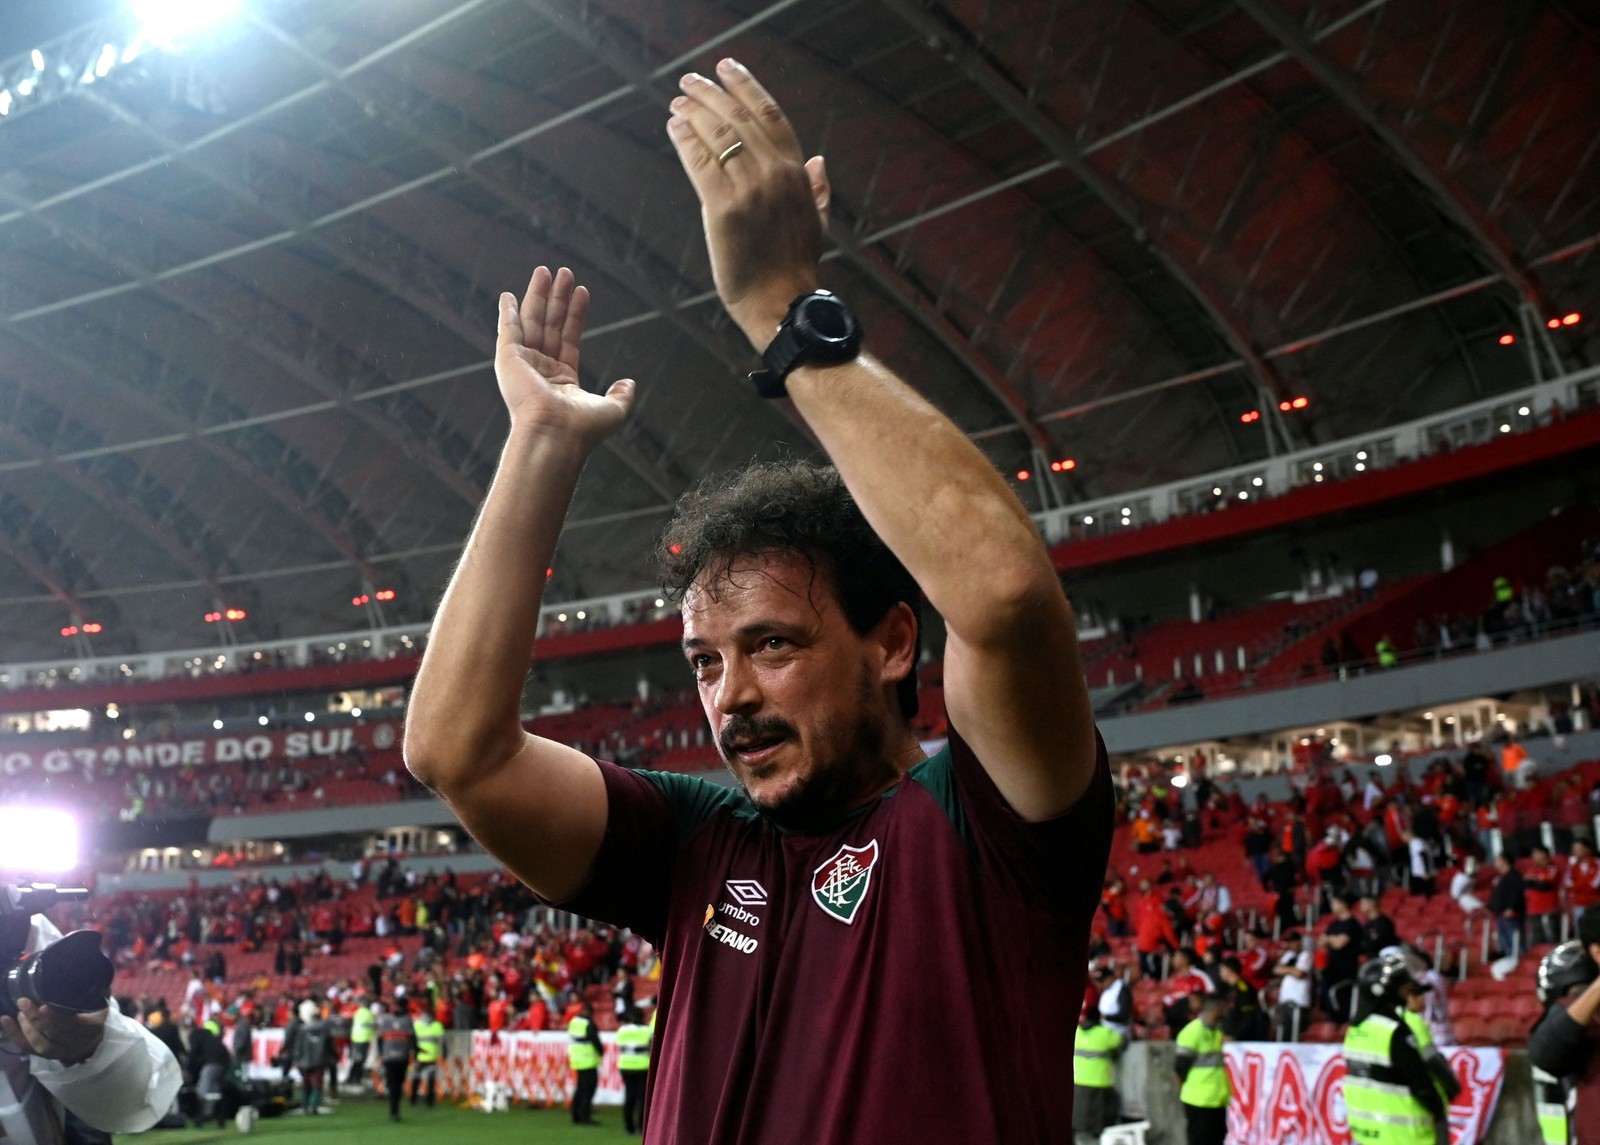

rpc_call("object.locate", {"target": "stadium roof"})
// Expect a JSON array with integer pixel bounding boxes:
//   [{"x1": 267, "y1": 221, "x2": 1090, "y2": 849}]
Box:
[{"x1": 1, "y1": 0, "x2": 1597, "y2": 659}]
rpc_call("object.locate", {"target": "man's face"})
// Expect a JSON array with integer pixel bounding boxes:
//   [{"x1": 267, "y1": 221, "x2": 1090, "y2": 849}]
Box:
[{"x1": 682, "y1": 551, "x2": 909, "y2": 829}]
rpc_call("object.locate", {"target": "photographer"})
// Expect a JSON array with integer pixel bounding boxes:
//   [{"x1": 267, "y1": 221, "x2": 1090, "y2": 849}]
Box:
[
  {"x1": 1, "y1": 912, "x2": 182, "y2": 1144},
  {"x1": 1528, "y1": 912, "x2": 1600, "y2": 1145}
]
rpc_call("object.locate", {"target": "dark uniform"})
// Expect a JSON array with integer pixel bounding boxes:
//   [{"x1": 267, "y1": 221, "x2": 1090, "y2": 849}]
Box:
[
  {"x1": 616, "y1": 1011, "x2": 652, "y2": 1134},
  {"x1": 567, "y1": 1012, "x2": 602, "y2": 1126},
  {"x1": 375, "y1": 1011, "x2": 415, "y2": 1122}
]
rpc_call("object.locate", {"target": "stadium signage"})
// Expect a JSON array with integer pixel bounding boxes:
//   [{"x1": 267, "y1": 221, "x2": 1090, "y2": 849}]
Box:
[
  {"x1": 1223, "y1": 1042, "x2": 1505, "y2": 1145},
  {"x1": 0, "y1": 721, "x2": 404, "y2": 777}
]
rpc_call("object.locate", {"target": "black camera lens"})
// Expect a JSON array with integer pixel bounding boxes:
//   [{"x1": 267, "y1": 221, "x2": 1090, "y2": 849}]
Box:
[{"x1": 3, "y1": 930, "x2": 114, "y2": 1016}]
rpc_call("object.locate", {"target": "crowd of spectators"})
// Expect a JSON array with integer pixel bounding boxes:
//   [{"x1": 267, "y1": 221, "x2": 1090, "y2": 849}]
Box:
[
  {"x1": 69, "y1": 861, "x2": 655, "y2": 1053},
  {"x1": 1093, "y1": 739, "x2": 1600, "y2": 1047}
]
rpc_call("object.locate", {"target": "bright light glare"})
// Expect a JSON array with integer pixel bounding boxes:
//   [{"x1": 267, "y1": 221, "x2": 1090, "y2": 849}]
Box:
[
  {"x1": 1374, "y1": 753, "x2": 1393, "y2": 767},
  {"x1": 133, "y1": 0, "x2": 243, "y2": 47},
  {"x1": 30, "y1": 49, "x2": 44, "y2": 72},
  {"x1": 0, "y1": 807, "x2": 80, "y2": 873},
  {"x1": 1171, "y1": 774, "x2": 1189, "y2": 788}
]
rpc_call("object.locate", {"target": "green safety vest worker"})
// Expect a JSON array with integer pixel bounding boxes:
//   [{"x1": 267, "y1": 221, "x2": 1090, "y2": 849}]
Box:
[
  {"x1": 203, "y1": 1019, "x2": 221, "y2": 1037},
  {"x1": 1073, "y1": 1022, "x2": 1123, "y2": 1089},
  {"x1": 351, "y1": 1005, "x2": 375, "y2": 1045},
  {"x1": 1402, "y1": 1009, "x2": 1459, "y2": 1106},
  {"x1": 616, "y1": 1021, "x2": 651, "y2": 1072},
  {"x1": 1493, "y1": 576, "x2": 1514, "y2": 604},
  {"x1": 1174, "y1": 1017, "x2": 1229, "y2": 1108},
  {"x1": 413, "y1": 1016, "x2": 444, "y2": 1064},
  {"x1": 568, "y1": 1016, "x2": 600, "y2": 1072},
  {"x1": 1532, "y1": 1066, "x2": 1570, "y2": 1145},
  {"x1": 1343, "y1": 1014, "x2": 1435, "y2": 1145},
  {"x1": 1376, "y1": 638, "x2": 1398, "y2": 668}
]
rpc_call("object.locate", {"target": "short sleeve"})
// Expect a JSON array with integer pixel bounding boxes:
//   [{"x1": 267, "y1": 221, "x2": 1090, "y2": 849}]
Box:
[
  {"x1": 938, "y1": 722, "x2": 1114, "y2": 919},
  {"x1": 546, "y1": 763, "x2": 747, "y2": 945}
]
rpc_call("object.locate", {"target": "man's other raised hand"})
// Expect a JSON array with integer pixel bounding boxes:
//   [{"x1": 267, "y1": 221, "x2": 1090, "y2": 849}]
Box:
[
  {"x1": 495, "y1": 265, "x2": 634, "y2": 446},
  {"x1": 666, "y1": 59, "x2": 830, "y2": 350}
]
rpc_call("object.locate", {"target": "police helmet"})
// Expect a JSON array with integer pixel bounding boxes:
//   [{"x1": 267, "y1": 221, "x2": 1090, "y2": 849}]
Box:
[
  {"x1": 1358, "y1": 950, "x2": 1422, "y2": 1009},
  {"x1": 1536, "y1": 941, "x2": 1599, "y2": 1007}
]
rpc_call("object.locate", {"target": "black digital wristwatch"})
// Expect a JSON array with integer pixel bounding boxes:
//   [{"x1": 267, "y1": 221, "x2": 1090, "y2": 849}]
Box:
[{"x1": 747, "y1": 290, "x2": 863, "y2": 398}]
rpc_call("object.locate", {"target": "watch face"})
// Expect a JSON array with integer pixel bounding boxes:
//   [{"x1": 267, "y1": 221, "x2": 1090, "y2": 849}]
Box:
[{"x1": 799, "y1": 296, "x2": 854, "y2": 342}]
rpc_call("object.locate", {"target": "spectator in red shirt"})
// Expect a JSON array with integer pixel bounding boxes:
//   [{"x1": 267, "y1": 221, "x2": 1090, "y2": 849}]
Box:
[
  {"x1": 1236, "y1": 930, "x2": 1271, "y2": 991},
  {"x1": 1134, "y1": 881, "x2": 1181, "y2": 978},
  {"x1": 1160, "y1": 948, "x2": 1216, "y2": 1032},
  {"x1": 1567, "y1": 839, "x2": 1600, "y2": 920},
  {"x1": 1101, "y1": 876, "x2": 1130, "y2": 939},
  {"x1": 1528, "y1": 844, "x2": 1564, "y2": 943}
]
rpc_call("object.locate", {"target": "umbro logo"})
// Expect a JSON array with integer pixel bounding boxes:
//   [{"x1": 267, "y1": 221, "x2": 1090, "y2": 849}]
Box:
[{"x1": 724, "y1": 879, "x2": 768, "y2": 906}]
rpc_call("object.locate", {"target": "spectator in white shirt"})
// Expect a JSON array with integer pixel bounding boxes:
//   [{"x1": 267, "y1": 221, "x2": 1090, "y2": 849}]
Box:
[{"x1": 1272, "y1": 935, "x2": 1314, "y2": 1041}]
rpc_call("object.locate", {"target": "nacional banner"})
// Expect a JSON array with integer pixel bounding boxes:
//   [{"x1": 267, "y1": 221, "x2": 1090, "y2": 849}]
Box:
[
  {"x1": 249, "y1": 1028, "x2": 625, "y2": 1106},
  {"x1": 0, "y1": 720, "x2": 403, "y2": 778},
  {"x1": 1224, "y1": 1042, "x2": 1506, "y2": 1145}
]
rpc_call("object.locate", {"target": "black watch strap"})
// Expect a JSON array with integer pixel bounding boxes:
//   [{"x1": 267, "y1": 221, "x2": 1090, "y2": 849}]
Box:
[
  {"x1": 746, "y1": 291, "x2": 861, "y2": 399},
  {"x1": 747, "y1": 322, "x2": 803, "y2": 399}
]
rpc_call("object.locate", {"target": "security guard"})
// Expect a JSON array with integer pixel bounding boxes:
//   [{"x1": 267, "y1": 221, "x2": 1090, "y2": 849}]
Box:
[
  {"x1": 410, "y1": 1009, "x2": 446, "y2": 1108},
  {"x1": 567, "y1": 1002, "x2": 603, "y2": 1127},
  {"x1": 1529, "y1": 936, "x2": 1600, "y2": 1145},
  {"x1": 1401, "y1": 961, "x2": 1461, "y2": 1144},
  {"x1": 346, "y1": 996, "x2": 376, "y2": 1086},
  {"x1": 1342, "y1": 952, "x2": 1445, "y2": 1144},
  {"x1": 375, "y1": 1002, "x2": 415, "y2": 1123},
  {"x1": 1073, "y1": 996, "x2": 1125, "y2": 1145},
  {"x1": 616, "y1": 1006, "x2": 652, "y2": 1135},
  {"x1": 1174, "y1": 992, "x2": 1229, "y2": 1145}
]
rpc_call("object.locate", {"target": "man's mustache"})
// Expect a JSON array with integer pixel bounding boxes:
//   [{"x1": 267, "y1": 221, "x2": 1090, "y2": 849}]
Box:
[{"x1": 719, "y1": 714, "x2": 797, "y2": 757}]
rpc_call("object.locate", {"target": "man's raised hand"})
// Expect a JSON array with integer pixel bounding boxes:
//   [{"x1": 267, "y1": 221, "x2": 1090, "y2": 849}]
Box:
[
  {"x1": 495, "y1": 266, "x2": 634, "y2": 445},
  {"x1": 666, "y1": 60, "x2": 828, "y2": 349}
]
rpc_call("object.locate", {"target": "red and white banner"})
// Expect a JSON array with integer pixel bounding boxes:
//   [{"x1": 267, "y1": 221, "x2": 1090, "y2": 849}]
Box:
[
  {"x1": 249, "y1": 1028, "x2": 624, "y2": 1106},
  {"x1": 1224, "y1": 1042, "x2": 1505, "y2": 1145},
  {"x1": 0, "y1": 721, "x2": 402, "y2": 778}
]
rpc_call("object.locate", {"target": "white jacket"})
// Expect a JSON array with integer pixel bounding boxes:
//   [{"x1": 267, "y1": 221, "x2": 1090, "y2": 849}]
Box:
[{"x1": 0, "y1": 915, "x2": 181, "y2": 1144}]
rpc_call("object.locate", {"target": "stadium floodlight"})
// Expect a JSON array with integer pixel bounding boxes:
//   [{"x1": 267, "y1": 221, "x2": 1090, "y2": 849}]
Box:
[
  {"x1": 131, "y1": 0, "x2": 243, "y2": 49},
  {"x1": 0, "y1": 807, "x2": 80, "y2": 874}
]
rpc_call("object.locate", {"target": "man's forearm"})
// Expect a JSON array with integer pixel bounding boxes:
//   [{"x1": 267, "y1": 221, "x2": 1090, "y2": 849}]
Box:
[
  {"x1": 1565, "y1": 975, "x2": 1600, "y2": 1028},
  {"x1": 782, "y1": 352, "x2": 1063, "y2": 642},
  {"x1": 406, "y1": 428, "x2": 588, "y2": 786}
]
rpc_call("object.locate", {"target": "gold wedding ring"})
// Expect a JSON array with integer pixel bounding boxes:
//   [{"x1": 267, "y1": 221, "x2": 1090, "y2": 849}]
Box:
[{"x1": 716, "y1": 140, "x2": 745, "y2": 166}]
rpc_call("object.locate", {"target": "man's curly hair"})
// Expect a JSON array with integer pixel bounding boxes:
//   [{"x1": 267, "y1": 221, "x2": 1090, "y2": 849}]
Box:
[{"x1": 659, "y1": 460, "x2": 921, "y2": 719}]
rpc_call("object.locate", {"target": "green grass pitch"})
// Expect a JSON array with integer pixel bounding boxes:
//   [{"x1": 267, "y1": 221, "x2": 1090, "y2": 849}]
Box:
[{"x1": 143, "y1": 1091, "x2": 638, "y2": 1143}]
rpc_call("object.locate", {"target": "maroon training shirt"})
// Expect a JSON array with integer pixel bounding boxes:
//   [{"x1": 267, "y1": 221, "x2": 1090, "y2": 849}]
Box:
[{"x1": 558, "y1": 723, "x2": 1113, "y2": 1143}]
